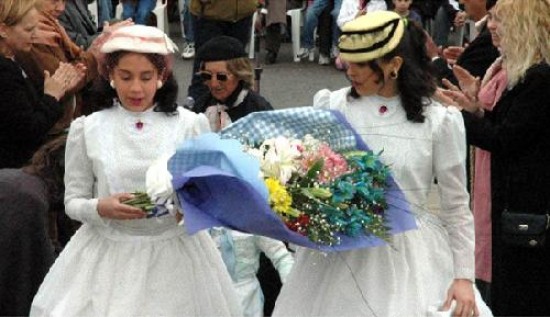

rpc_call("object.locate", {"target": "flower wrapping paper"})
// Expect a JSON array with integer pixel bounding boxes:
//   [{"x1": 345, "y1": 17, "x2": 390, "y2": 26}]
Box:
[{"x1": 169, "y1": 108, "x2": 417, "y2": 252}]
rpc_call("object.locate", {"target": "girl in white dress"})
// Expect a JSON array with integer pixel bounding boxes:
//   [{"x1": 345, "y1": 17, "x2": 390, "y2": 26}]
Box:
[
  {"x1": 30, "y1": 25, "x2": 242, "y2": 317},
  {"x1": 272, "y1": 11, "x2": 492, "y2": 317}
]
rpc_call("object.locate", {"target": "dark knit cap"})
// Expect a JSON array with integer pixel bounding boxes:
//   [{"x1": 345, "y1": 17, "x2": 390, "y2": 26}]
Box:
[{"x1": 197, "y1": 36, "x2": 247, "y2": 62}]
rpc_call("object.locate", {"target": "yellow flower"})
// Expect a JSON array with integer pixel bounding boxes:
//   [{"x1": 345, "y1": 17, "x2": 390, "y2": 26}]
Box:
[{"x1": 265, "y1": 178, "x2": 293, "y2": 216}]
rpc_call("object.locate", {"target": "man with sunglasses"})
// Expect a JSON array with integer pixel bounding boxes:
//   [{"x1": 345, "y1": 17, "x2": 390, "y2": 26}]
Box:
[{"x1": 192, "y1": 36, "x2": 273, "y2": 132}]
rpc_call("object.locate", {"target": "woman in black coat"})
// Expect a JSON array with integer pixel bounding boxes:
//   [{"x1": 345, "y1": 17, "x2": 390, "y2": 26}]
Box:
[
  {"x1": 0, "y1": 0, "x2": 83, "y2": 168},
  {"x1": 192, "y1": 35, "x2": 273, "y2": 132},
  {"x1": 448, "y1": 0, "x2": 550, "y2": 314}
]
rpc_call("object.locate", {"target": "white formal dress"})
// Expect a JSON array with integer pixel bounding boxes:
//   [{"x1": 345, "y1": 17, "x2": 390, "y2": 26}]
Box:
[
  {"x1": 272, "y1": 88, "x2": 492, "y2": 317},
  {"x1": 30, "y1": 104, "x2": 242, "y2": 317}
]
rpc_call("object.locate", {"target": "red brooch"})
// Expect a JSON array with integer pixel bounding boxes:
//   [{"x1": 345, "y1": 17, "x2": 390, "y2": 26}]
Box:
[
  {"x1": 135, "y1": 120, "x2": 144, "y2": 130},
  {"x1": 379, "y1": 105, "x2": 388, "y2": 114}
]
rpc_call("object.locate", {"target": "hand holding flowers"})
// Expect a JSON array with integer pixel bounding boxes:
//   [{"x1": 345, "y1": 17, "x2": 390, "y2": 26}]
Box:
[{"x1": 123, "y1": 153, "x2": 178, "y2": 219}]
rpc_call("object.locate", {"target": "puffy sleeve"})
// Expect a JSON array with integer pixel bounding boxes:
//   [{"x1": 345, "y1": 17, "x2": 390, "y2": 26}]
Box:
[
  {"x1": 432, "y1": 106, "x2": 475, "y2": 281},
  {"x1": 193, "y1": 112, "x2": 212, "y2": 135},
  {"x1": 64, "y1": 117, "x2": 109, "y2": 226},
  {"x1": 256, "y1": 237, "x2": 295, "y2": 283},
  {"x1": 313, "y1": 89, "x2": 334, "y2": 110}
]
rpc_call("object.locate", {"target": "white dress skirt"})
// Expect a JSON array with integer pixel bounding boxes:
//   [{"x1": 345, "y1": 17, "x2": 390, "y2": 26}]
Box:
[
  {"x1": 272, "y1": 88, "x2": 492, "y2": 316},
  {"x1": 30, "y1": 105, "x2": 242, "y2": 317}
]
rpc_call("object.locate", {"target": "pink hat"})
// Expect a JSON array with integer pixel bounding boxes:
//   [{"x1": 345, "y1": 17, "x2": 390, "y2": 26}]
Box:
[
  {"x1": 98, "y1": 25, "x2": 178, "y2": 79},
  {"x1": 100, "y1": 25, "x2": 178, "y2": 55}
]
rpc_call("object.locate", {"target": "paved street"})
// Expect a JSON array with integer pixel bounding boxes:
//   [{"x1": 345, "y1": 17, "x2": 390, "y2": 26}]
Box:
[{"x1": 168, "y1": 23, "x2": 349, "y2": 109}]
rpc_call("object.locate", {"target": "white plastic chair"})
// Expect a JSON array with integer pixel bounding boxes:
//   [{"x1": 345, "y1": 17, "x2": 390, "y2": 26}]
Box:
[
  {"x1": 115, "y1": 0, "x2": 168, "y2": 33},
  {"x1": 87, "y1": 0, "x2": 99, "y2": 29},
  {"x1": 286, "y1": 5, "x2": 306, "y2": 62}
]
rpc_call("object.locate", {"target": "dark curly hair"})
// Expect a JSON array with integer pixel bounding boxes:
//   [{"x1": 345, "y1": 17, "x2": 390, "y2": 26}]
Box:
[
  {"x1": 350, "y1": 20, "x2": 437, "y2": 123},
  {"x1": 90, "y1": 51, "x2": 178, "y2": 114},
  {"x1": 22, "y1": 134, "x2": 67, "y2": 207}
]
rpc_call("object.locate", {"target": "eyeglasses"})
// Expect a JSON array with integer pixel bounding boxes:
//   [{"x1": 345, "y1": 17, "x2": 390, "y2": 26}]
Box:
[{"x1": 198, "y1": 72, "x2": 232, "y2": 82}]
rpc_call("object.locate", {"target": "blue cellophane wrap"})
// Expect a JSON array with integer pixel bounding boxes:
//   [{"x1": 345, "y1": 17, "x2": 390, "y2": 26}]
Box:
[{"x1": 169, "y1": 108, "x2": 417, "y2": 252}]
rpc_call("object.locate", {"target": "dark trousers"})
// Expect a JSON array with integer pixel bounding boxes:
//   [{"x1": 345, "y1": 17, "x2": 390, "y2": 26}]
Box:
[{"x1": 187, "y1": 14, "x2": 253, "y2": 101}]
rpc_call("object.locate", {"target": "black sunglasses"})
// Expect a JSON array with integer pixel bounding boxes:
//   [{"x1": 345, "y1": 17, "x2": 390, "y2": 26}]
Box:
[{"x1": 199, "y1": 72, "x2": 231, "y2": 82}]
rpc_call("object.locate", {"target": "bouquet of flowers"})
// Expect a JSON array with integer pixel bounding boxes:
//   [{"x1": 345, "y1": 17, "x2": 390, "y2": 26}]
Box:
[
  {"x1": 136, "y1": 108, "x2": 416, "y2": 252},
  {"x1": 247, "y1": 134, "x2": 391, "y2": 246}
]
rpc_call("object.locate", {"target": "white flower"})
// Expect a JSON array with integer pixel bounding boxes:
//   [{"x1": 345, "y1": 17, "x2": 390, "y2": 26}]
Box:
[
  {"x1": 145, "y1": 153, "x2": 174, "y2": 203},
  {"x1": 258, "y1": 136, "x2": 303, "y2": 184}
]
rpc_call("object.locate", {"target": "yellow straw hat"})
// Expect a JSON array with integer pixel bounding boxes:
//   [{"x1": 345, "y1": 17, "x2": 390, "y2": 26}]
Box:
[{"x1": 338, "y1": 11, "x2": 405, "y2": 63}]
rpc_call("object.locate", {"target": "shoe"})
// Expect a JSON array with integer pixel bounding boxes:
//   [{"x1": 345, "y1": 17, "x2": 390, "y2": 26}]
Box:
[
  {"x1": 265, "y1": 51, "x2": 277, "y2": 64},
  {"x1": 296, "y1": 47, "x2": 313, "y2": 60},
  {"x1": 318, "y1": 53, "x2": 330, "y2": 65},
  {"x1": 181, "y1": 43, "x2": 195, "y2": 59}
]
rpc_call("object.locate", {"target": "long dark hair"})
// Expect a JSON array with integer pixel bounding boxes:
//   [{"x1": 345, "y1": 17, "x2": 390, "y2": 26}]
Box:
[
  {"x1": 350, "y1": 20, "x2": 437, "y2": 123},
  {"x1": 22, "y1": 135, "x2": 67, "y2": 207},
  {"x1": 90, "y1": 51, "x2": 178, "y2": 114}
]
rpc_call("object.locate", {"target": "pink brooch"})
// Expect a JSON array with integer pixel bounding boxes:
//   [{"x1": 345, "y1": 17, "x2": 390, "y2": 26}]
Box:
[
  {"x1": 135, "y1": 120, "x2": 144, "y2": 130},
  {"x1": 379, "y1": 105, "x2": 388, "y2": 114}
]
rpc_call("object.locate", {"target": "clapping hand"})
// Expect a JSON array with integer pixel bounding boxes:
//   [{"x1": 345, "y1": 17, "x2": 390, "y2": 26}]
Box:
[
  {"x1": 442, "y1": 46, "x2": 465, "y2": 66},
  {"x1": 453, "y1": 11, "x2": 467, "y2": 28},
  {"x1": 43, "y1": 62, "x2": 86, "y2": 101},
  {"x1": 452, "y1": 65, "x2": 481, "y2": 101},
  {"x1": 441, "y1": 65, "x2": 482, "y2": 115}
]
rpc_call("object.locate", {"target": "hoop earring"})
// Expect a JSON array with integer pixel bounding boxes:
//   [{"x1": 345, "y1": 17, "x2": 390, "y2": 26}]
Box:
[
  {"x1": 157, "y1": 80, "x2": 163, "y2": 89},
  {"x1": 110, "y1": 80, "x2": 115, "y2": 89},
  {"x1": 390, "y1": 71, "x2": 398, "y2": 80}
]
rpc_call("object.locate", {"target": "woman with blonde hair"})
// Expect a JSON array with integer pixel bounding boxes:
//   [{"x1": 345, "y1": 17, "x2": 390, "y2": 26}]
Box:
[
  {"x1": 0, "y1": 0, "x2": 83, "y2": 168},
  {"x1": 446, "y1": 0, "x2": 550, "y2": 314},
  {"x1": 14, "y1": 0, "x2": 132, "y2": 133}
]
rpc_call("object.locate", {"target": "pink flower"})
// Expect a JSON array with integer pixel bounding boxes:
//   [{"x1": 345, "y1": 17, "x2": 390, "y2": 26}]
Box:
[{"x1": 301, "y1": 143, "x2": 349, "y2": 183}]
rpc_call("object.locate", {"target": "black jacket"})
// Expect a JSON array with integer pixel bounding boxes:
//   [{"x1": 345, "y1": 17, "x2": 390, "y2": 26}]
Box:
[
  {"x1": 463, "y1": 63, "x2": 550, "y2": 315},
  {"x1": 433, "y1": 22, "x2": 500, "y2": 85},
  {"x1": 193, "y1": 87, "x2": 273, "y2": 122},
  {"x1": 0, "y1": 56, "x2": 64, "y2": 168}
]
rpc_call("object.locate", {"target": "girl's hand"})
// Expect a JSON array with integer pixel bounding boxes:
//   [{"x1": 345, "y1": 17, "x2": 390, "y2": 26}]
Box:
[
  {"x1": 442, "y1": 279, "x2": 479, "y2": 317},
  {"x1": 98, "y1": 193, "x2": 147, "y2": 220},
  {"x1": 102, "y1": 18, "x2": 134, "y2": 35},
  {"x1": 89, "y1": 19, "x2": 134, "y2": 59},
  {"x1": 355, "y1": 8, "x2": 366, "y2": 18}
]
